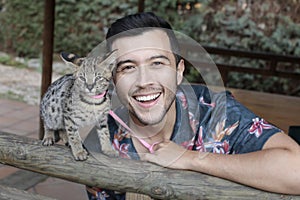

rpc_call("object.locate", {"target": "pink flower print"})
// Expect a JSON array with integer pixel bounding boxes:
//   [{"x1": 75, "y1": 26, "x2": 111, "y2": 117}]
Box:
[
  {"x1": 116, "y1": 128, "x2": 130, "y2": 140},
  {"x1": 249, "y1": 118, "x2": 273, "y2": 138},
  {"x1": 87, "y1": 187, "x2": 110, "y2": 199},
  {"x1": 181, "y1": 126, "x2": 205, "y2": 151},
  {"x1": 199, "y1": 96, "x2": 216, "y2": 108},
  {"x1": 189, "y1": 112, "x2": 198, "y2": 134},
  {"x1": 177, "y1": 91, "x2": 188, "y2": 109},
  {"x1": 181, "y1": 139, "x2": 194, "y2": 150},
  {"x1": 195, "y1": 126, "x2": 206, "y2": 152},
  {"x1": 213, "y1": 120, "x2": 239, "y2": 142},
  {"x1": 112, "y1": 138, "x2": 130, "y2": 159},
  {"x1": 213, "y1": 140, "x2": 230, "y2": 154}
]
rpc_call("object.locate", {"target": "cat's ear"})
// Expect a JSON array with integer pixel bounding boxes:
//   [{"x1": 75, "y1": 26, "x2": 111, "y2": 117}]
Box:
[
  {"x1": 60, "y1": 52, "x2": 84, "y2": 68},
  {"x1": 101, "y1": 49, "x2": 118, "y2": 72}
]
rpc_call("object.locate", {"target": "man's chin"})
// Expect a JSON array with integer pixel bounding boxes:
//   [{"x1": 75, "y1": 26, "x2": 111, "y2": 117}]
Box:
[{"x1": 132, "y1": 113, "x2": 165, "y2": 126}]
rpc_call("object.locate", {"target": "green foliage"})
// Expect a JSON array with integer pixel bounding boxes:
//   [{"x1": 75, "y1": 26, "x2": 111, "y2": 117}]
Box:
[
  {"x1": 0, "y1": 0, "x2": 138, "y2": 57},
  {"x1": 178, "y1": 0, "x2": 300, "y2": 95},
  {"x1": 0, "y1": 0, "x2": 299, "y2": 95},
  {"x1": 0, "y1": 0, "x2": 44, "y2": 57},
  {"x1": 0, "y1": 54, "x2": 27, "y2": 68},
  {"x1": 144, "y1": 0, "x2": 179, "y2": 27},
  {"x1": 2, "y1": 0, "x2": 299, "y2": 57},
  {"x1": 181, "y1": 1, "x2": 300, "y2": 55},
  {"x1": 53, "y1": 0, "x2": 137, "y2": 55}
]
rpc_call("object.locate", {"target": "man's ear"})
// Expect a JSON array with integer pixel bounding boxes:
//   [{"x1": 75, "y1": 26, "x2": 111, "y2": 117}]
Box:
[
  {"x1": 177, "y1": 59, "x2": 185, "y2": 85},
  {"x1": 60, "y1": 52, "x2": 84, "y2": 68}
]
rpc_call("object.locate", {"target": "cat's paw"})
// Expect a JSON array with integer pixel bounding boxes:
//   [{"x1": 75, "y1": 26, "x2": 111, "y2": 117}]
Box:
[
  {"x1": 42, "y1": 137, "x2": 54, "y2": 146},
  {"x1": 102, "y1": 147, "x2": 119, "y2": 158},
  {"x1": 100, "y1": 140, "x2": 119, "y2": 157},
  {"x1": 73, "y1": 149, "x2": 89, "y2": 161}
]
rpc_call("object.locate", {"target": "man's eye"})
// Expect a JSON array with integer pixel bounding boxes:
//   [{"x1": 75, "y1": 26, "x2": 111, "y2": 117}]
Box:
[
  {"x1": 118, "y1": 65, "x2": 135, "y2": 72},
  {"x1": 152, "y1": 61, "x2": 163, "y2": 66}
]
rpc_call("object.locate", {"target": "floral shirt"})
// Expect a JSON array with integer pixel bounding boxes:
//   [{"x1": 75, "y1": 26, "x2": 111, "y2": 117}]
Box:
[{"x1": 85, "y1": 84, "x2": 281, "y2": 200}]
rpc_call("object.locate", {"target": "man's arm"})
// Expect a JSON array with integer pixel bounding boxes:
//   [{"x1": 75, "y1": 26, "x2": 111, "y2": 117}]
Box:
[{"x1": 142, "y1": 132, "x2": 300, "y2": 195}]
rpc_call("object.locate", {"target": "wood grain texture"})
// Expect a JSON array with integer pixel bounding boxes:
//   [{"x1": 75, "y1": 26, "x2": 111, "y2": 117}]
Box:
[
  {"x1": 0, "y1": 132, "x2": 299, "y2": 199},
  {"x1": 0, "y1": 170, "x2": 48, "y2": 190},
  {"x1": 230, "y1": 88, "x2": 300, "y2": 133},
  {"x1": 0, "y1": 185, "x2": 56, "y2": 200}
]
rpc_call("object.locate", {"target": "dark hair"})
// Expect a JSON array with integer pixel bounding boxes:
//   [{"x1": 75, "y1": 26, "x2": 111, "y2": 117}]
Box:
[{"x1": 106, "y1": 12, "x2": 181, "y2": 64}]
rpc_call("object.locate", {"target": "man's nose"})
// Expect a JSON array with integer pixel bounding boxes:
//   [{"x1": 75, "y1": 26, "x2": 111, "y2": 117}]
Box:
[{"x1": 136, "y1": 65, "x2": 154, "y2": 86}]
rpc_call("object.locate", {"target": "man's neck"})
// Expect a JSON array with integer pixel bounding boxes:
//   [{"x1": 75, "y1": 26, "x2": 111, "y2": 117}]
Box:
[{"x1": 129, "y1": 101, "x2": 176, "y2": 143}]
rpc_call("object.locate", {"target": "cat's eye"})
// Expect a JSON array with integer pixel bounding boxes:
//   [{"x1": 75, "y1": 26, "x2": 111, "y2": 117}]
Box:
[
  {"x1": 79, "y1": 76, "x2": 86, "y2": 81},
  {"x1": 95, "y1": 76, "x2": 103, "y2": 82}
]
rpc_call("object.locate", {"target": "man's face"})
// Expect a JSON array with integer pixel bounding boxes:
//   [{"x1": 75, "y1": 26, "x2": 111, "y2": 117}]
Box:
[{"x1": 112, "y1": 30, "x2": 184, "y2": 126}]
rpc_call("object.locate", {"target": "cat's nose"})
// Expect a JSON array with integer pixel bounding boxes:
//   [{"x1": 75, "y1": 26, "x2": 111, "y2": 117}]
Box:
[{"x1": 86, "y1": 84, "x2": 94, "y2": 91}]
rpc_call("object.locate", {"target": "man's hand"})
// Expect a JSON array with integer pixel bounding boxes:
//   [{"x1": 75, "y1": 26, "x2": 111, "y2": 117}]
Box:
[{"x1": 140, "y1": 141, "x2": 196, "y2": 169}]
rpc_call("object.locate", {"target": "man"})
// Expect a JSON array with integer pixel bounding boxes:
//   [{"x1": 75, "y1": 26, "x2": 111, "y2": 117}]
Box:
[{"x1": 85, "y1": 12, "x2": 300, "y2": 199}]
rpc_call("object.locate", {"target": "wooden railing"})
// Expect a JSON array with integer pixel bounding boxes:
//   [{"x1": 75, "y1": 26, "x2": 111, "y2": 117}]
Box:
[
  {"x1": 180, "y1": 43, "x2": 300, "y2": 87},
  {"x1": 0, "y1": 131, "x2": 300, "y2": 199}
]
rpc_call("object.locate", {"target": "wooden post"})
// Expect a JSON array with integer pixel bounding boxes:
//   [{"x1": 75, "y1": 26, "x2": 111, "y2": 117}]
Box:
[
  {"x1": 39, "y1": 0, "x2": 55, "y2": 140},
  {"x1": 138, "y1": 0, "x2": 145, "y2": 12},
  {"x1": 0, "y1": 132, "x2": 298, "y2": 200}
]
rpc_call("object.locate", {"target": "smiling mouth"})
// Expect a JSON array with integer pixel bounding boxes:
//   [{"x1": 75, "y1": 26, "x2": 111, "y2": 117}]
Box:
[{"x1": 133, "y1": 93, "x2": 161, "y2": 103}]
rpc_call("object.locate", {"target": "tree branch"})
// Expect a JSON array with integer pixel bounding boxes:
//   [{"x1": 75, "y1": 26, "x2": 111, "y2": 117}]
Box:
[{"x1": 0, "y1": 132, "x2": 298, "y2": 199}]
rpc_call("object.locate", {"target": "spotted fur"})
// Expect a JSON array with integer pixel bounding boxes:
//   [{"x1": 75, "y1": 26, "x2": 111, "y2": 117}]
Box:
[{"x1": 40, "y1": 50, "x2": 118, "y2": 160}]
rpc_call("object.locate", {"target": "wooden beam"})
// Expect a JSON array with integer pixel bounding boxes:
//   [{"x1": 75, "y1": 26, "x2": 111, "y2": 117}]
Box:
[
  {"x1": 187, "y1": 60, "x2": 300, "y2": 80},
  {"x1": 180, "y1": 43, "x2": 300, "y2": 63},
  {"x1": 0, "y1": 185, "x2": 56, "y2": 200},
  {"x1": 0, "y1": 132, "x2": 298, "y2": 199},
  {"x1": 0, "y1": 170, "x2": 48, "y2": 190},
  {"x1": 138, "y1": 0, "x2": 145, "y2": 12}
]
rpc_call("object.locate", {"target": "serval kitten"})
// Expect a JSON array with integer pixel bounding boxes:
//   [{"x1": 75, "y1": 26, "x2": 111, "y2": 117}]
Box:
[{"x1": 40, "y1": 50, "x2": 118, "y2": 160}]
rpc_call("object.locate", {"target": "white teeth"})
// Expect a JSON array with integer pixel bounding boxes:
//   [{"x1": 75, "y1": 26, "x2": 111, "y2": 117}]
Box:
[{"x1": 135, "y1": 93, "x2": 160, "y2": 102}]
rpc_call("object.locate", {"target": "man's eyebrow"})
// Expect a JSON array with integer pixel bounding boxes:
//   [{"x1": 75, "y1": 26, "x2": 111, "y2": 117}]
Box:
[
  {"x1": 116, "y1": 59, "x2": 135, "y2": 68},
  {"x1": 116, "y1": 55, "x2": 170, "y2": 68},
  {"x1": 148, "y1": 55, "x2": 170, "y2": 62}
]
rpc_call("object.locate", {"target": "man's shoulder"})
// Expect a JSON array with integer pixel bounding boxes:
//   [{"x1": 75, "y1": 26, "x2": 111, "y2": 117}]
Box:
[
  {"x1": 179, "y1": 83, "x2": 209, "y2": 97},
  {"x1": 179, "y1": 83, "x2": 227, "y2": 101}
]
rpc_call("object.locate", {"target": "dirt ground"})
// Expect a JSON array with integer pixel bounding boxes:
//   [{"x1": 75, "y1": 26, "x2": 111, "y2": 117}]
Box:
[{"x1": 0, "y1": 64, "x2": 61, "y2": 105}]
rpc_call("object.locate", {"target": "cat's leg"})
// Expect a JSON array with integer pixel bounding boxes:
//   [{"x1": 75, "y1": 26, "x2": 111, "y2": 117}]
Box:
[
  {"x1": 42, "y1": 128, "x2": 55, "y2": 146},
  {"x1": 59, "y1": 130, "x2": 69, "y2": 146},
  {"x1": 64, "y1": 119, "x2": 88, "y2": 161},
  {"x1": 97, "y1": 126, "x2": 119, "y2": 157},
  {"x1": 97, "y1": 118, "x2": 119, "y2": 157}
]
